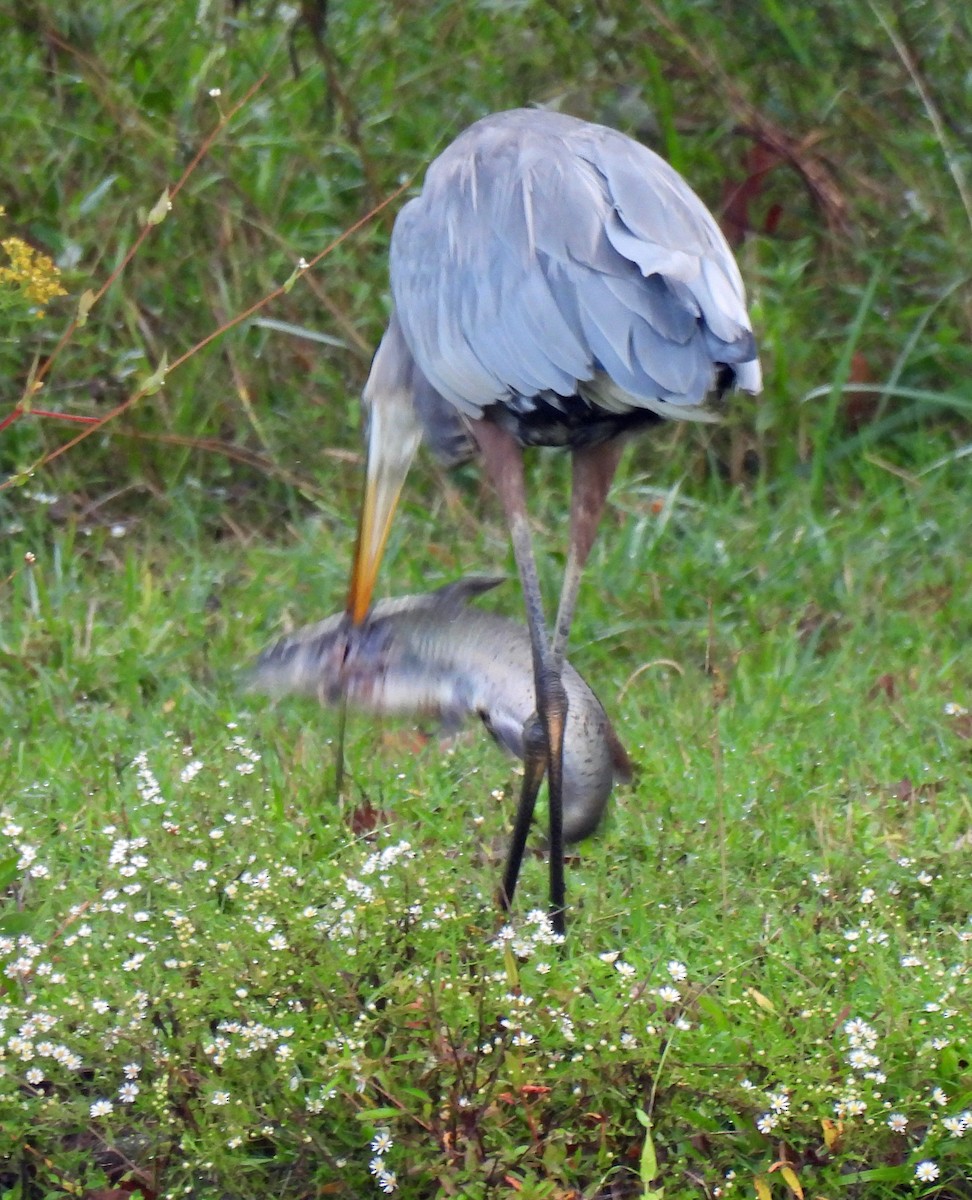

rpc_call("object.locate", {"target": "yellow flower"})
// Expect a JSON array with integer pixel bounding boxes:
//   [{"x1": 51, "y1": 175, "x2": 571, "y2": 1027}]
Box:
[{"x1": 0, "y1": 230, "x2": 67, "y2": 316}]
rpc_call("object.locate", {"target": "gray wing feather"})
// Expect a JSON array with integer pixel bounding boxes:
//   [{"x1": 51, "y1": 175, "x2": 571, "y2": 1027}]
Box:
[
  {"x1": 603, "y1": 216, "x2": 700, "y2": 283},
  {"x1": 392, "y1": 202, "x2": 499, "y2": 413},
  {"x1": 462, "y1": 262, "x2": 570, "y2": 396},
  {"x1": 510, "y1": 270, "x2": 592, "y2": 386},
  {"x1": 601, "y1": 272, "x2": 697, "y2": 344},
  {"x1": 389, "y1": 108, "x2": 761, "y2": 423}
]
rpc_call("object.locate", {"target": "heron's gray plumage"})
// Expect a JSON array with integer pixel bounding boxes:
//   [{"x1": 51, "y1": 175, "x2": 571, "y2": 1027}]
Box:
[{"x1": 377, "y1": 108, "x2": 760, "y2": 449}]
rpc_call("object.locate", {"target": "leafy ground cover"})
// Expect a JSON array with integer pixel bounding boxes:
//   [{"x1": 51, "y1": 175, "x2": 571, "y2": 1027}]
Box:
[
  {"x1": 2, "y1": 467, "x2": 970, "y2": 1199},
  {"x1": 2, "y1": 1, "x2": 971, "y2": 1197}
]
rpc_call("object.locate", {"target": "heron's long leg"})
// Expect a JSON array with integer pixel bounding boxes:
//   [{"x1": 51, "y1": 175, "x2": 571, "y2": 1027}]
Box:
[
  {"x1": 500, "y1": 714, "x2": 547, "y2": 911},
  {"x1": 551, "y1": 439, "x2": 626, "y2": 669},
  {"x1": 471, "y1": 421, "x2": 568, "y2": 930},
  {"x1": 470, "y1": 423, "x2": 549, "y2": 669},
  {"x1": 543, "y1": 439, "x2": 624, "y2": 931}
]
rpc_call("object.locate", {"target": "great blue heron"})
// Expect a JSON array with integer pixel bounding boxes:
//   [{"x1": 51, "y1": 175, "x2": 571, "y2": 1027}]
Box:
[{"x1": 346, "y1": 108, "x2": 762, "y2": 934}]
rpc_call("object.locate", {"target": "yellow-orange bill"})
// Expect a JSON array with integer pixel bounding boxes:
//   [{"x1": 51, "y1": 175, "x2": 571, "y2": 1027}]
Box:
[
  {"x1": 339, "y1": 322, "x2": 423, "y2": 796},
  {"x1": 346, "y1": 458, "x2": 408, "y2": 624},
  {"x1": 338, "y1": 468, "x2": 394, "y2": 800},
  {"x1": 346, "y1": 389, "x2": 422, "y2": 625},
  {"x1": 340, "y1": 441, "x2": 403, "y2": 800}
]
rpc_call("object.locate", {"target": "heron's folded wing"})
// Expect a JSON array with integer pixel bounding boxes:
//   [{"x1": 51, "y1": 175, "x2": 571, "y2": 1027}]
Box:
[{"x1": 390, "y1": 109, "x2": 762, "y2": 421}]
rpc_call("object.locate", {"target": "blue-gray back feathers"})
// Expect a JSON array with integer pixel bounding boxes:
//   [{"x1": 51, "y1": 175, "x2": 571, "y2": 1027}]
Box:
[{"x1": 371, "y1": 108, "x2": 761, "y2": 454}]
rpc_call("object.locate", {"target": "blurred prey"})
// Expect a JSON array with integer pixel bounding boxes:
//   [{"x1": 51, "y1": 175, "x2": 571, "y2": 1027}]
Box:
[{"x1": 250, "y1": 577, "x2": 631, "y2": 907}]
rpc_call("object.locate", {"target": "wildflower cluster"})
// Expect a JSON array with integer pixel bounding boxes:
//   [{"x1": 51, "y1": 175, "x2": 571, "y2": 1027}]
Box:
[
  {"x1": 368, "y1": 1127, "x2": 397, "y2": 1194},
  {"x1": 835, "y1": 1016, "x2": 883, "y2": 1116},
  {"x1": 754, "y1": 1087, "x2": 791, "y2": 1135},
  {"x1": 2, "y1": 723, "x2": 969, "y2": 1198},
  {"x1": 1, "y1": 814, "x2": 48, "y2": 881},
  {"x1": 0, "y1": 208, "x2": 66, "y2": 317}
]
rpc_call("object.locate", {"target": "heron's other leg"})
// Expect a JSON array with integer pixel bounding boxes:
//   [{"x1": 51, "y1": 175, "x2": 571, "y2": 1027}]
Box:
[
  {"x1": 472, "y1": 421, "x2": 569, "y2": 932},
  {"x1": 542, "y1": 439, "x2": 622, "y2": 931},
  {"x1": 551, "y1": 439, "x2": 626, "y2": 668},
  {"x1": 535, "y1": 437, "x2": 623, "y2": 931},
  {"x1": 500, "y1": 715, "x2": 547, "y2": 912}
]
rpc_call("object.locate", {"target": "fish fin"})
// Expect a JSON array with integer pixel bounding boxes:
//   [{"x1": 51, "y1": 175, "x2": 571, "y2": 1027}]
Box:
[{"x1": 430, "y1": 576, "x2": 507, "y2": 607}]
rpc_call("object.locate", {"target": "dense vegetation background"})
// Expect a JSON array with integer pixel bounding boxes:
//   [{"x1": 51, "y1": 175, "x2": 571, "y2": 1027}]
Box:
[
  {"x1": 2, "y1": 0, "x2": 970, "y2": 513},
  {"x1": 1, "y1": 2, "x2": 970, "y2": 1198}
]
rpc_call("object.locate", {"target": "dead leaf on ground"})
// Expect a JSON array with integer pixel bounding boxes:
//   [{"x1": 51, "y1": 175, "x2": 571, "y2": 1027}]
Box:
[
  {"x1": 349, "y1": 799, "x2": 391, "y2": 836},
  {"x1": 868, "y1": 673, "x2": 897, "y2": 701}
]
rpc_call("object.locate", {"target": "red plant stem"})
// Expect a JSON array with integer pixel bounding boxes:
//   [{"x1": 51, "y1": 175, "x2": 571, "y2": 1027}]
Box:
[
  {"x1": 0, "y1": 74, "x2": 268, "y2": 440},
  {"x1": 0, "y1": 77, "x2": 411, "y2": 487},
  {"x1": 6, "y1": 180, "x2": 408, "y2": 482},
  {"x1": 21, "y1": 409, "x2": 101, "y2": 424}
]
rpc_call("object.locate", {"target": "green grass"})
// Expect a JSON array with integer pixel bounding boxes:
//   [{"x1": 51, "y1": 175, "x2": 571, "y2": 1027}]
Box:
[
  {"x1": 2, "y1": 0, "x2": 972, "y2": 1196},
  {"x1": 2, "y1": 464, "x2": 970, "y2": 1199}
]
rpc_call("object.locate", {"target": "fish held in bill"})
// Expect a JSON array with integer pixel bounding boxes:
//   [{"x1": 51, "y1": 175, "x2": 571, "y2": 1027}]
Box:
[{"x1": 248, "y1": 577, "x2": 632, "y2": 843}]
